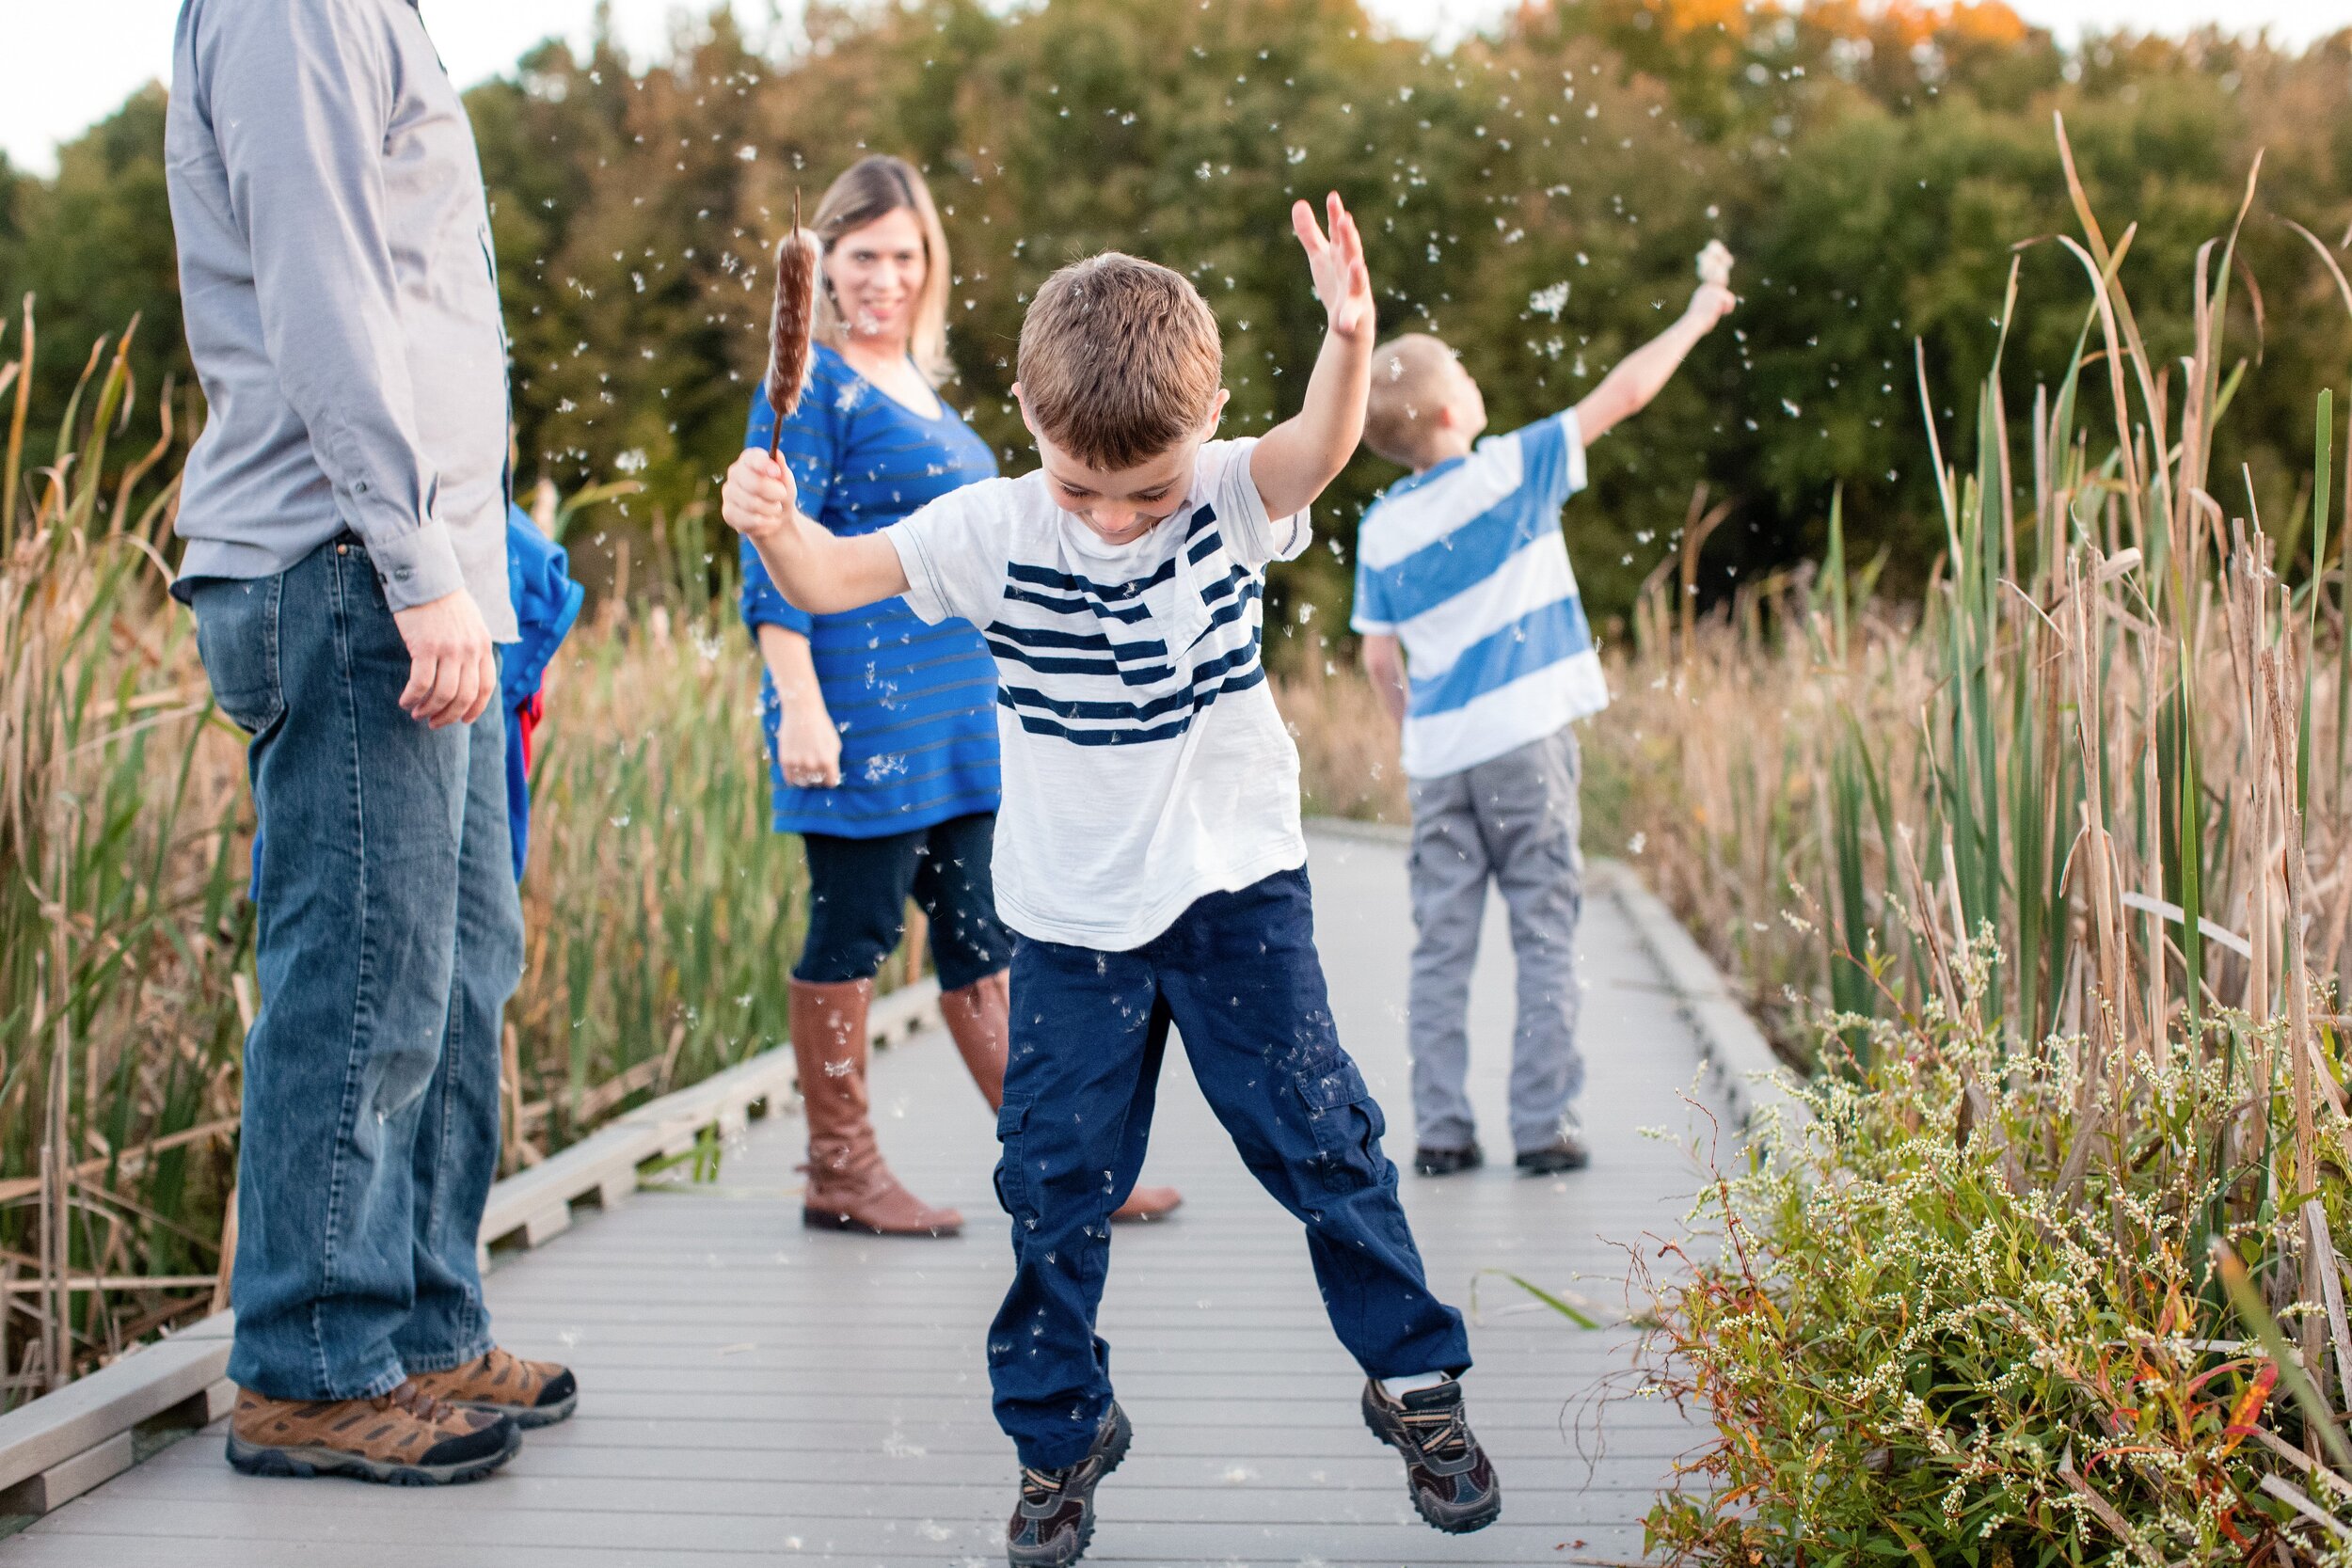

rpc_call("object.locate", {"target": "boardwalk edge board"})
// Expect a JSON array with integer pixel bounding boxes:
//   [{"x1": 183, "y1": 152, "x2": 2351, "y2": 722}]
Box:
[
  {"x1": 0, "y1": 979, "x2": 943, "y2": 1521},
  {"x1": 1590, "y1": 856, "x2": 1810, "y2": 1136}
]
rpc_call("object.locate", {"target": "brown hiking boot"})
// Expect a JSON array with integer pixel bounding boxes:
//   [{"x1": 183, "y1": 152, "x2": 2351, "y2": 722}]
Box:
[
  {"x1": 225, "y1": 1380, "x2": 517, "y2": 1485},
  {"x1": 408, "y1": 1346, "x2": 578, "y2": 1428},
  {"x1": 792, "y1": 977, "x2": 961, "y2": 1236},
  {"x1": 942, "y1": 972, "x2": 1183, "y2": 1227}
]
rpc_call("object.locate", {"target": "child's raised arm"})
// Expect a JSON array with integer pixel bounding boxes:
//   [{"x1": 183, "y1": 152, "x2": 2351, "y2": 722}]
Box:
[
  {"x1": 722, "y1": 449, "x2": 909, "y2": 613},
  {"x1": 1250, "y1": 193, "x2": 1375, "y2": 519},
  {"x1": 1572, "y1": 281, "x2": 1737, "y2": 443}
]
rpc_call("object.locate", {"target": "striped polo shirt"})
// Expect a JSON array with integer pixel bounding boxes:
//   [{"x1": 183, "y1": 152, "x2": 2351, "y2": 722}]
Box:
[
  {"x1": 739, "y1": 345, "x2": 1002, "y2": 838},
  {"x1": 1350, "y1": 411, "x2": 1609, "y2": 779},
  {"x1": 887, "y1": 439, "x2": 1311, "y2": 950}
]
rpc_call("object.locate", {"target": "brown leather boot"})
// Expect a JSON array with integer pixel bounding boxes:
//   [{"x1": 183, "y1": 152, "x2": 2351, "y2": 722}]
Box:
[
  {"x1": 939, "y1": 972, "x2": 1183, "y2": 1225},
  {"x1": 790, "y1": 977, "x2": 961, "y2": 1236},
  {"x1": 939, "y1": 971, "x2": 1009, "y2": 1108}
]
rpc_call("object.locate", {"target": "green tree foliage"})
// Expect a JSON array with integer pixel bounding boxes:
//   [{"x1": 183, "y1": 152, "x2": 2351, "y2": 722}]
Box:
[
  {"x1": 2, "y1": 87, "x2": 183, "y2": 451},
  {"x1": 2, "y1": 1, "x2": 2347, "y2": 634}
]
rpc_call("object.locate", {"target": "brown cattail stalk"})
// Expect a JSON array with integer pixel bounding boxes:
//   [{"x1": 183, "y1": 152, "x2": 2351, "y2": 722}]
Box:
[{"x1": 765, "y1": 191, "x2": 818, "y2": 459}]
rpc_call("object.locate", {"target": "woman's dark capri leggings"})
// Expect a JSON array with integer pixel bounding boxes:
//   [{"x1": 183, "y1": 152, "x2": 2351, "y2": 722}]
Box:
[{"x1": 795, "y1": 812, "x2": 1009, "y2": 992}]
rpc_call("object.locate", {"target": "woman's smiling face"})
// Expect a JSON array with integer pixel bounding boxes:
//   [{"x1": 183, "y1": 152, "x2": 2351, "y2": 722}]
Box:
[{"x1": 823, "y1": 206, "x2": 927, "y2": 347}]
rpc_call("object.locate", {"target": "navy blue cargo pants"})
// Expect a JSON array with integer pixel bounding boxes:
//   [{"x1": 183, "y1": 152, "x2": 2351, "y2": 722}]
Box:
[{"x1": 987, "y1": 866, "x2": 1471, "y2": 1469}]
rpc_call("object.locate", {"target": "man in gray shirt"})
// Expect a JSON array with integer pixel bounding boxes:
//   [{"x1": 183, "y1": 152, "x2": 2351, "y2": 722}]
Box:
[{"x1": 168, "y1": 0, "x2": 576, "y2": 1484}]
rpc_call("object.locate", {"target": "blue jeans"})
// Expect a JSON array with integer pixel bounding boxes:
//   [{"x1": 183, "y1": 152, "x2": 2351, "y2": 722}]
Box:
[
  {"x1": 989, "y1": 868, "x2": 1470, "y2": 1469},
  {"x1": 189, "y1": 538, "x2": 522, "y2": 1401}
]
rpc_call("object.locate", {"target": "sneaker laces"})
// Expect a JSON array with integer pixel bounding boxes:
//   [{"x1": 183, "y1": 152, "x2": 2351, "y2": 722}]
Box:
[
  {"x1": 1019, "y1": 1465, "x2": 1069, "y2": 1504},
  {"x1": 1399, "y1": 1396, "x2": 1471, "y2": 1462}
]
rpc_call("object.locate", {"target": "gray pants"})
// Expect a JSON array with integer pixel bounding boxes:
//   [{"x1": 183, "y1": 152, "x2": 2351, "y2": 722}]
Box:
[{"x1": 1405, "y1": 726, "x2": 1583, "y2": 1154}]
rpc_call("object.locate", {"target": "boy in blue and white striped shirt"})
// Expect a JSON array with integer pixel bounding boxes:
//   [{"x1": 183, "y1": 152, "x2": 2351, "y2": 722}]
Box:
[{"x1": 1353, "y1": 277, "x2": 1735, "y2": 1177}]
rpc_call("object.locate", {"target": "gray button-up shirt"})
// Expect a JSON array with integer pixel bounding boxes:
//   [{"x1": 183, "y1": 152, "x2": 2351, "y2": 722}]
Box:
[{"x1": 166, "y1": 0, "x2": 516, "y2": 640}]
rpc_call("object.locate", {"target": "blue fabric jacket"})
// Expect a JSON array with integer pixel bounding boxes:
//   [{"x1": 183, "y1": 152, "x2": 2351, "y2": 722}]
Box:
[{"x1": 501, "y1": 504, "x2": 584, "y2": 879}]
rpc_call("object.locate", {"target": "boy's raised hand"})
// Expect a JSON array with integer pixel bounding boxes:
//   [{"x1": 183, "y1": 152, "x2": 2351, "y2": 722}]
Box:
[
  {"x1": 723, "y1": 449, "x2": 800, "y2": 540},
  {"x1": 1293, "y1": 192, "x2": 1373, "y2": 342},
  {"x1": 1686, "y1": 282, "x2": 1738, "y2": 330}
]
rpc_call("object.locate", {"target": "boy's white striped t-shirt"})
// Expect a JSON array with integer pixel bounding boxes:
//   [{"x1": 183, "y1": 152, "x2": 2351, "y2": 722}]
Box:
[
  {"x1": 887, "y1": 438, "x2": 1311, "y2": 951},
  {"x1": 1350, "y1": 411, "x2": 1608, "y2": 780}
]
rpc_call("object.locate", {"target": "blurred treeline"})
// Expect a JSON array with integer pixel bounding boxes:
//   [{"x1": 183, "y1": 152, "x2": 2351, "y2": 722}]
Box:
[{"x1": 2, "y1": 0, "x2": 2348, "y2": 633}]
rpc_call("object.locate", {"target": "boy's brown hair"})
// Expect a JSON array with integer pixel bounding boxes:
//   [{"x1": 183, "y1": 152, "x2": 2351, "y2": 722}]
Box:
[
  {"x1": 1018, "y1": 253, "x2": 1224, "y2": 470},
  {"x1": 1362, "y1": 333, "x2": 1460, "y2": 467}
]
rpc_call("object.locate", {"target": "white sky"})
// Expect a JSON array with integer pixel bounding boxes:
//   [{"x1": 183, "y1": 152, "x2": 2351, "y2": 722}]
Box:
[{"x1": 5, "y1": 0, "x2": 2346, "y2": 175}]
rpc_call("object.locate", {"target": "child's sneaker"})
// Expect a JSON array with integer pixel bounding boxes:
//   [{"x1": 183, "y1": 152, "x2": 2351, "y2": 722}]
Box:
[
  {"x1": 1360, "y1": 1376, "x2": 1501, "y2": 1533},
  {"x1": 225, "y1": 1381, "x2": 518, "y2": 1485},
  {"x1": 1517, "y1": 1109, "x2": 1590, "y2": 1173},
  {"x1": 1412, "y1": 1141, "x2": 1484, "y2": 1177},
  {"x1": 1006, "y1": 1401, "x2": 1132, "y2": 1567}
]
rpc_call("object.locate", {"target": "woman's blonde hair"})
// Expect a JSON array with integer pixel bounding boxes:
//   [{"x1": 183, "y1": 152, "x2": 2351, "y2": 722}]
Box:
[{"x1": 808, "y1": 154, "x2": 954, "y2": 386}]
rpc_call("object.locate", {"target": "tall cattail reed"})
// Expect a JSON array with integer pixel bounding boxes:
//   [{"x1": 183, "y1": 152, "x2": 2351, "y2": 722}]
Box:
[
  {"x1": 0, "y1": 305, "x2": 250, "y2": 1402},
  {"x1": 764, "y1": 192, "x2": 817, "y2": 458},
  {"x1": 1540, "y1": 118, "x2": 2352, "y2": 1546}
]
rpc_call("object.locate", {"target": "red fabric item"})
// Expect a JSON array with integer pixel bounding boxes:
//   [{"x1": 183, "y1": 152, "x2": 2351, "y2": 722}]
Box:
[{"x1": 516, "y1": 691, "x2": 544, "y2": 771}]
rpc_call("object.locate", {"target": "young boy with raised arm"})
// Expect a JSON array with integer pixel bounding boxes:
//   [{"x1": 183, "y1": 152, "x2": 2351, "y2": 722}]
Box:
[
  {"x1": 723, "y1": 195, "x2": 1497, "y2": 1567},
  {"x1": 1352, "y1": 277, "x2": 1737, "y2": 1182}
]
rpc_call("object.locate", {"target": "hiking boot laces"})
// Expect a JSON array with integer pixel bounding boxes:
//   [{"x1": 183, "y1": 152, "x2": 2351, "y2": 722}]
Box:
[{"x1": 380, "y1": 1382, "x2": 459, "y2": 1426}]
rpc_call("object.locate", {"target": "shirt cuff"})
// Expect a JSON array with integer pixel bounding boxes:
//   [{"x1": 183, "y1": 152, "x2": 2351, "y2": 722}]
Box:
[
  {"x1": 886, "y1": 526, "x2": 949, "y2": 624},
  {"x1": 744, "y1": 595, "x2": 814, "y2": 637},
  {"x1": 364, "y1": 519, "x2": 469, "y2": 612}
]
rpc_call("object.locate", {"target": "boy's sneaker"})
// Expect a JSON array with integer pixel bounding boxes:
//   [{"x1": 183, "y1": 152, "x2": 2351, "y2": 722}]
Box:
[
  {"x1": 225, "y1": 1381, "x2": 519, "y2": 1485},
  {"x1": 1007, "y1": 1400, "x2": 1133, "y2": 1567},
  {"x1": 1361, "y1": 1376, "x2": 1501, "y2": 1534},
  {"x1": 407, "y1": 1346, "x2": 579, "y2": 1428},
  {"x1": 1518, "y1": 1110, "x2": 1590, "y2": 1173},
  {"x1": 1515, "y1": 1132, "x2": 1589, "y2": 1173},
  {"x1": 1412, "y1": 1141, "x2": 1484, "y2": 1177}
]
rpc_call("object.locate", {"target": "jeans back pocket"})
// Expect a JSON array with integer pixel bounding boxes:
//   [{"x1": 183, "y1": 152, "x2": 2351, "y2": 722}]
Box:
[{"x1": 188, "y1": 575, "x2": 286, "y2": 735}]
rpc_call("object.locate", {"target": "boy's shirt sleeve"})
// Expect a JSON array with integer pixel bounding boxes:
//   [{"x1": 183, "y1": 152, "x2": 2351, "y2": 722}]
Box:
[
  {"x1": 887, "y1": 482, "x2": 1006, "y2": 628},
  {"x1": 1511, "y1": 409, "x2": 1590, "y2": 513},
  {"x1": 1349, "y1": 506, "x2": 1396, "y2": 634},
  {"x1": 739, "y1": 365, "x2": 845, "y2": 638},
  {"x1": 1204, "y1": 437, "x2": 1311, "y2": 568}
]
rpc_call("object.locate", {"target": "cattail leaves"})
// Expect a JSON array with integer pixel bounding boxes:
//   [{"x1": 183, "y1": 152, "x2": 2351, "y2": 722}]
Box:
[{"x1": 1613, "y1": 117, "x2": 2352, "y2": 1560}]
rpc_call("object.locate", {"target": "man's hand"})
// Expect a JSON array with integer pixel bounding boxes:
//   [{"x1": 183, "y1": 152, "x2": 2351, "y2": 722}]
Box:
[
  {"x1": 723, "y1": 449, "x2": 801, "y2": 540},
  {"x1": 393, "y1": 589, "x2": 498, "y2": 730},
  {"x1": 1293, "y1": 192, "x2": 1372, "y2": 342},
  {"x1": 1686, "y1": 282, "x2": 1738, "y2": 330}
]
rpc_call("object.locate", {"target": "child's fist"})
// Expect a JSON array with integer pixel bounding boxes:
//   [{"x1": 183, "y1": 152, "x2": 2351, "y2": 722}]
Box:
[
  {"x1": 722, "y1": 449, "x2": 798, "y2": 539},
  {"x1": 1686, "y1": 282, "x2": 1738, "y2": 330},
  {"x1": 1294, "y1": 192, "x2": 1373, "y2": 341}
]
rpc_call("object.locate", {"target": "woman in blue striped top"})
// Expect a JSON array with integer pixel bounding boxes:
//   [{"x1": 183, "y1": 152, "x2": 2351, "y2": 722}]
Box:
[{"x1": 741, "y1": 157, "x2": 1181, "y2": 1238}]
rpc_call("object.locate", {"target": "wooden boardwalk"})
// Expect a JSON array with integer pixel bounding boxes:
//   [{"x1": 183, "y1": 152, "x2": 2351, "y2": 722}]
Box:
[{"x1": 2, "y1": 831, "x2": 1722, "y2": 1566}]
